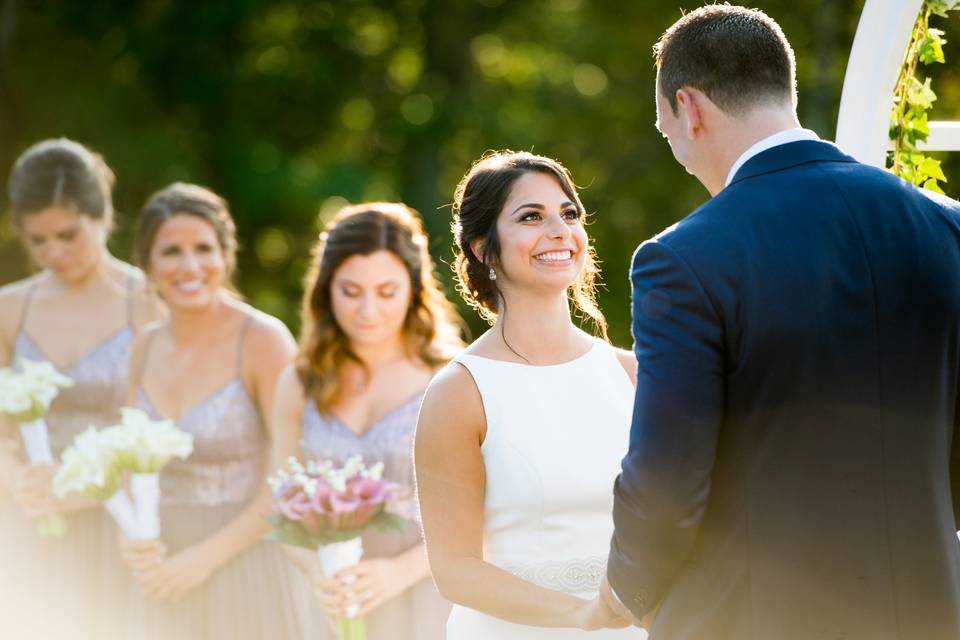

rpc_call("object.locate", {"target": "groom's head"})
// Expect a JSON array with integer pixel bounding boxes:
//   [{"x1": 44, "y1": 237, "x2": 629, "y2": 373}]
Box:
[{"x1": 654, "y1": 5, "x2": 798, "y2": 193}]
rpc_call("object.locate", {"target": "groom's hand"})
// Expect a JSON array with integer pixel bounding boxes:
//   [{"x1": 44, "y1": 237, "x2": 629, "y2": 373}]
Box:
[{"x1": 599, "y1": 574, "x2": 643, "y2": 627}]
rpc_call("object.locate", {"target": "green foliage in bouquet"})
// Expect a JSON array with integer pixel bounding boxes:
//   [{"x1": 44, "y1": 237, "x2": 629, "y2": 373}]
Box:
[
  {"x1": 889, "y1": 1, "x2": 960, "y2": 193},
  {"x1": 267, "y1": 509, "x2": 404, "y2": 550}
]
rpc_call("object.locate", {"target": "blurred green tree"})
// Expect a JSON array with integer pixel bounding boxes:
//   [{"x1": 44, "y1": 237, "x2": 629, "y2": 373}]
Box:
[{"x1": 0, "y1": 1, "x2": 903, "y2": 346}]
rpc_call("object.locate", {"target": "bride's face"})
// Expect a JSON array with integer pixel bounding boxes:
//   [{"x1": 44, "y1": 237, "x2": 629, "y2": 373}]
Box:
[{"x1": 488, "y1": 171, "x2": 587, "y2": 295}]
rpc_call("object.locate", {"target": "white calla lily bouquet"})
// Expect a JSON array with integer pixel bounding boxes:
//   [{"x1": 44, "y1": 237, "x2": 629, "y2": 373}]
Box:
[
  {"x1": 0, "y1": 358, "x2": 75, "y2": 536},
  {"x1": 54, "y1": 407, "x2": 193, "y2": 540}
]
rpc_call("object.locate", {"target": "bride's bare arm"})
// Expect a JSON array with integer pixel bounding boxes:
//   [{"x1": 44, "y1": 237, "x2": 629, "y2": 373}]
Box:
[{"x1": 415, "y1": 363, "x2": 618, "y2": 630}]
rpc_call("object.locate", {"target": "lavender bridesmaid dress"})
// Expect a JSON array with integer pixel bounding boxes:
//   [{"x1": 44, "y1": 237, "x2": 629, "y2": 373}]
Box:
[
  {"x1": 301, "y1": 390, "x2": 450, "y2": 640},
  {"x1": 133, "y1": 314, "x2": 320, "y2": 639},
  {"x1": 0, "y1": 278, "x2": 138, "y2": 640}
]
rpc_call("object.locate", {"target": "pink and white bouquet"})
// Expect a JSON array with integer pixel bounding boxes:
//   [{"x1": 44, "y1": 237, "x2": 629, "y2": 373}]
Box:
[
  {"x1": 268, "y1": 455, "x2": 401, "y2": 640},
  {"x1": 53, "y1": 407, "x2": 193, "y2": 540},
  {"x1": 0, "y1": 358, "x2": 75, "y2": 536}
]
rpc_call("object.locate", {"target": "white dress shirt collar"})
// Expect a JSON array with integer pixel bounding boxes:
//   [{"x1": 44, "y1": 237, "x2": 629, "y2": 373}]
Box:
[{"x1": 724, "y1": 128, "x2": 820, "y2": 187}]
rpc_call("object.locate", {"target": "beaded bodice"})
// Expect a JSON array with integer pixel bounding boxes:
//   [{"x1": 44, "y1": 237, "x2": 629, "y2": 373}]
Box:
[
  {"x1": 13, "y1": 328, "x2": 133, "y2": 455},
  {"x1": 300, "y1": 391, "x2": 423, "y2": 522},
  {"x1": 136, "y1": 380, "x2": 266, "y2": 506}
]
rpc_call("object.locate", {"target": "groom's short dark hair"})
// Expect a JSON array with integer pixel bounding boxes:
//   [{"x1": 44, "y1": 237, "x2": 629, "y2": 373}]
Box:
[{"x1": 655, "y1": 5, "x2": 796, "y2": 116}]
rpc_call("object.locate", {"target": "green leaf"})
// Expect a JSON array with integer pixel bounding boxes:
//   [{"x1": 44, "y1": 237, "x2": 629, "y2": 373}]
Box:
[
  {"x1": 899, "y1": 159, "x2": 917, "y2": 183},
  {"x1": 919, "y1": 156, "x2": 948, "y2": 181},
  {"x1": 904, "y1": 109, "x2": 930, "y2": 144},
  {"x1": 266, "y1": 509, "x2": 408, "y2": 550},
  {"x1": 928, "y1": 1, "x2": 952, "y2": 17},
  {"x1": 919, "y1": 33, "x2": 945, "y2": 64},
  {"x1": 906, "y1": 76, "x2": 937, "y2": 109},
  {"x1": 923, "y1": 178, "x2": 946, "y2": 194}
]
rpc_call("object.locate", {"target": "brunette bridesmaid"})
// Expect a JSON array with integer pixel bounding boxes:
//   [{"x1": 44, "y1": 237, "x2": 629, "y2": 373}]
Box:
[
  {"x1": 119, "y1": 183, "x2": 318, "y2": 638},
  {"x1": 271, "y1": 202, "x2": 464, "y2": 639},
  {"x1": 0, "y1": 138, "x2": 162, "y2": 639}
]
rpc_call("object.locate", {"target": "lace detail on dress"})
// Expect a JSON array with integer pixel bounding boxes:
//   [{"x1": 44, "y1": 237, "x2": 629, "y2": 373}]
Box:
[{"x1": 501, "y1": 555, "x2": 606, "y2": 595}]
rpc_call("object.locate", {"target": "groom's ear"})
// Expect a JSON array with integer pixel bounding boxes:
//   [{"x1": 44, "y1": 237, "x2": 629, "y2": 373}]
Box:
[{"x1": 676, "y1": 88, "x2": 704, "y2": 139}]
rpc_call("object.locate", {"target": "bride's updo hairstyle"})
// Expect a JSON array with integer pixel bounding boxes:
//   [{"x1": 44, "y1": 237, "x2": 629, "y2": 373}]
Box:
[
  {"x1": 297, "y1": 202, "x2": 464, "y2": 411},
  {"x1": 8, "y1": 137, "x2": 116, "y2": 230},
  {"x1": 451, "y1": 150, "x2": 608, "y2": 339}
]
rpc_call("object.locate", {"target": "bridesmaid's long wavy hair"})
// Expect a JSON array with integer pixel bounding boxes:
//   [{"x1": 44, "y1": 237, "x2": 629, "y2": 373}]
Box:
[
  {"x1": 297, "y1": 202, "x2": 464, "y2": 412},
  {"x1": 452, "y1": 150, "x2": 608, "y2": 340}
]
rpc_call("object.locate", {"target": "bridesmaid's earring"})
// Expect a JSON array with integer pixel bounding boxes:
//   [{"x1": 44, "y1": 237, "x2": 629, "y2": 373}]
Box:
[{"x1": 489, "y1": 267, "x2": 497, "y2": 281}]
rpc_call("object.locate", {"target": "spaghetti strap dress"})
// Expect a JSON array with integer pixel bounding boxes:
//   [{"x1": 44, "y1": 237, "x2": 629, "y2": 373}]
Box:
[
  {"x1": 131, "y1": 313, "x2": 321, "y2": 639},
  {"x1": 300, "y1": 388, "x2": 451, "y2": 640},
  {"x1": 0, "y1": 276, "x2": 139, "y2": 640}
]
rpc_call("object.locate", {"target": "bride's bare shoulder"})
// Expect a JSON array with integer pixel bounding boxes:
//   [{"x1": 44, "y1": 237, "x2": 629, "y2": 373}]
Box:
[
  {"x1": 417, "y1": 359, "x2": 486, "y2": 440},
  {"x1": 422, "y1": 360, "x2": 482, "y2": 409}
]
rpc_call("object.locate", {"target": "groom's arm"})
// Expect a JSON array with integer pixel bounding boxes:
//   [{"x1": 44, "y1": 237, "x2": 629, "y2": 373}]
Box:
[
  {"x1": 607, "y1": 238, "x2": 725, "y2": 619},
  {"x1": 952, "y1": 391, "x2": 960, "y2": 531}
]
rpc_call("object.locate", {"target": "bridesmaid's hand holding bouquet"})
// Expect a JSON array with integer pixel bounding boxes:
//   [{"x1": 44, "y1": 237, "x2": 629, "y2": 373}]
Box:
[
  {"x1": 269, "y1": 456, "x2": 401, "y2": 640},
  {"x1": 0, "y1": 358, "x2": 74, "y2": 536},
  {"x1": 54, "y1": 408, "x2": 192, "y2": 541}
]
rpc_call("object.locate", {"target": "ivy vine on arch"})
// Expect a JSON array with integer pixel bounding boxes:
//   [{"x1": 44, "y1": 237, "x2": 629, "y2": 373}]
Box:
[{"x1": 889, "y1": 0, "x2": 960, "y2": 193}]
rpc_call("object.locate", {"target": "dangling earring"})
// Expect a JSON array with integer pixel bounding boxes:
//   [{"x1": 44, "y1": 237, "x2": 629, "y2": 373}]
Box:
[{"x1": 489, "y1": 267, "x2": 497, "y2": 281}]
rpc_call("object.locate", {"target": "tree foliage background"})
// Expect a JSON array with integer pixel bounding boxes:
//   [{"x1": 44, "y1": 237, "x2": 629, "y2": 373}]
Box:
[{"x1": 1, "y1": 0, "x2": 958, "y2": 345}]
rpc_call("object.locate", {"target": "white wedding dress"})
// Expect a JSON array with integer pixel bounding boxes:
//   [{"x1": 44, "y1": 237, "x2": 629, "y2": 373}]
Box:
[{"x1": 447, "y1": 340, "x2": 647, "y2": 639}]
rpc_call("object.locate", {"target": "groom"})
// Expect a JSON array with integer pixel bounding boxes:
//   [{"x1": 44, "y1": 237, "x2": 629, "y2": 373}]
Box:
[{"x1": 601, "y1": 5, "x2": 960, "y2": 639}]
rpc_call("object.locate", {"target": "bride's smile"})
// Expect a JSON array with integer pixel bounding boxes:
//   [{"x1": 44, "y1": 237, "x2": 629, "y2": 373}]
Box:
[{"x1": 492, "y1": 171, "x2": 588, "y2": 292}]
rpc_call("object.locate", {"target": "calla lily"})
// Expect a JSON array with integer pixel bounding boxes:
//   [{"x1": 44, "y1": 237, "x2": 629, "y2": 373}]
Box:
[{"x1": 267, "y1": 455, "x2": 401, "y2": 545}]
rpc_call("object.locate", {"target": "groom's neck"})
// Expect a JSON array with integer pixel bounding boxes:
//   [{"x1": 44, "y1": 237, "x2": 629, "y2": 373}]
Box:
[{"x1": 704, "y1": 104, "x2": 802, "y2": 196}]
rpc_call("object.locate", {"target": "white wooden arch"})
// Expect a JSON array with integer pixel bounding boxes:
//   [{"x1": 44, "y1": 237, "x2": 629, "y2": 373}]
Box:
[{"x1": 836, "y1": 0, "x2": 960, "y2": 167}]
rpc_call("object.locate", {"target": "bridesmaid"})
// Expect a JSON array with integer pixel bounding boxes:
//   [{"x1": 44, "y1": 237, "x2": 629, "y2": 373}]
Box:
[
  {"x1": 119, "y1": 182, "x2": 317, "y2": 638},
  {"x1": 0, "y1": 138, "x2": 161, "y2": 639},
  {"x1": 271, "y1": 202, "x2": 464, "y2": 639}
]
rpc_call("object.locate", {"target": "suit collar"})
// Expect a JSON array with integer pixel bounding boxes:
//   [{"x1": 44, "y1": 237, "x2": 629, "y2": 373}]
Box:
[{"x1": 728, "y1": 140, "x2": 858, "y2": 187}]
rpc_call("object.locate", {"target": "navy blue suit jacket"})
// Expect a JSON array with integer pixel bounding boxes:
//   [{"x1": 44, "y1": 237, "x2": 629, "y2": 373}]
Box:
[{"x1": 608, "y1": 140, "x2": 960, "y2": 639}]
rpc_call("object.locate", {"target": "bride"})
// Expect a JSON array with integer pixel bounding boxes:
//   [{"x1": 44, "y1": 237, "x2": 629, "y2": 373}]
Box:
[{"x1": 415, "y1": 151, "x2": 644, "y2": 638}]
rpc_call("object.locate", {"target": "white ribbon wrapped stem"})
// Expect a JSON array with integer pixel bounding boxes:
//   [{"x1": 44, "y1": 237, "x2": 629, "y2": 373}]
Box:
[
  {"x1": 318, "y1": 537, "x2": 364, "y2": 618},
  {"x1": 104, "y1": 490, "x2": 139, "y2": 538},
  {"x1": 19, "y1": 419, "x2": 54, "y2": 465},
  {"x1": 130, "y1": 472, "x2": 161, "y2": 540}
]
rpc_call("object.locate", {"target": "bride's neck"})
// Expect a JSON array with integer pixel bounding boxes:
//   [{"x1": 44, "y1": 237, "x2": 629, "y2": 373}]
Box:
[{"x1": 494, "y1": 289, "x2": 582, "y2": 362}]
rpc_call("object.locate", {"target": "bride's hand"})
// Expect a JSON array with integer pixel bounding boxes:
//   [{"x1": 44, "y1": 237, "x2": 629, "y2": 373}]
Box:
[{"x1": 573, "y1": 595, "x2": 633, "y2": 631}]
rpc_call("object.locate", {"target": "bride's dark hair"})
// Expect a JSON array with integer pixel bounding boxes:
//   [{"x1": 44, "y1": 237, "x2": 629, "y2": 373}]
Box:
[{"x1": 451, "y1": 150, "x2": 608, "y2": 341}]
